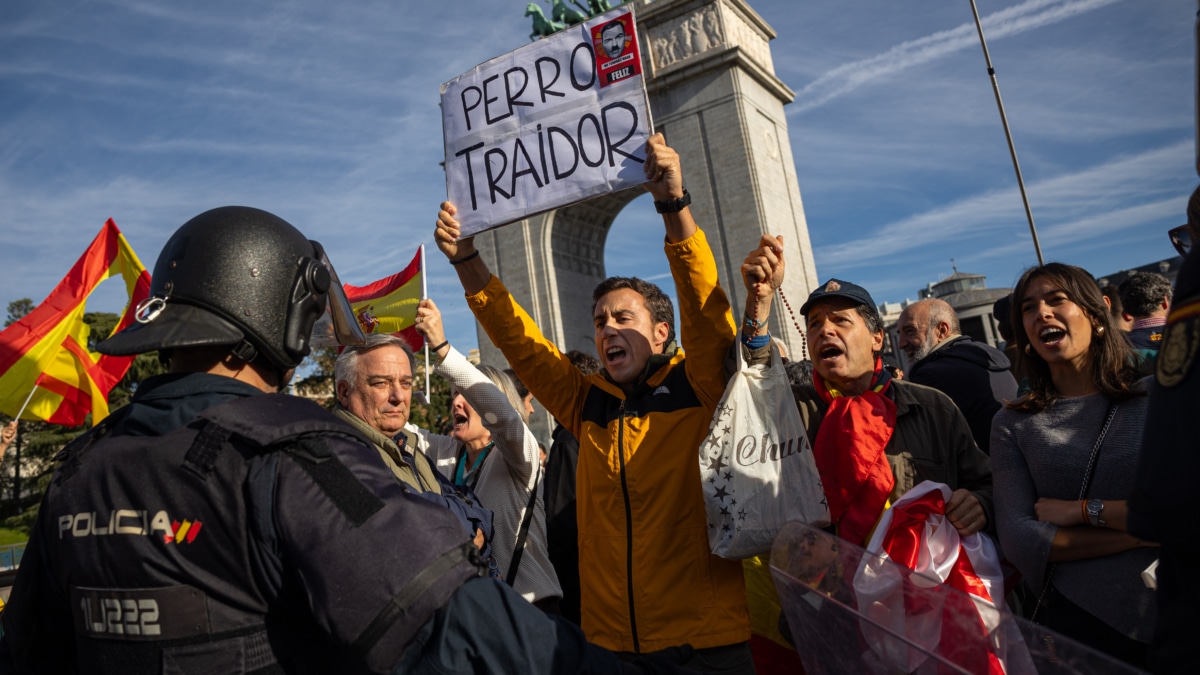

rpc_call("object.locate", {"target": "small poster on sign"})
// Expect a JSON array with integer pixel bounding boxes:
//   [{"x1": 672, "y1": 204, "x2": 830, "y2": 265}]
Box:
[
  {"x1": 591, "y1": 13, "x2": 642, "y2": 88},
  {"x1": 440, "y1": 5, "x2": 652, "y2": 238}
]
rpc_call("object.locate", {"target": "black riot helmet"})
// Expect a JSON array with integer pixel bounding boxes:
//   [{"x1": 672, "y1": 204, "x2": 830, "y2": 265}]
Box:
[{"x1": 98, "y1": 206, "x2": 363, "y2": 372}]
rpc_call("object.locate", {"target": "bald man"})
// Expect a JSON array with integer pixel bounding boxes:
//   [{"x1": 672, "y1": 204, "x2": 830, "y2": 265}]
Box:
[{"x1": 896, "y1": 299, "x2": 1016, "y2": 453}]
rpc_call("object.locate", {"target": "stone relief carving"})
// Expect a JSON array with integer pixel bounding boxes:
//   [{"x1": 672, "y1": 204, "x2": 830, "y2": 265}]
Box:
[
  {"x1": 647, "y1": 5, "x2": 723, "y2": 70},
  {"x1": 722, "y1": 6, "x2": 772, "y2": 72},
  {"x1": 764, "y1": 128, "x2": 779, "y2": 160}
]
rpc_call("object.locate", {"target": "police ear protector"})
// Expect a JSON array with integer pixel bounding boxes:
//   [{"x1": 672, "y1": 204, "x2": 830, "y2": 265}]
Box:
[{"x1": 282, "y1": 254, "x2": 332, "y2": 361}]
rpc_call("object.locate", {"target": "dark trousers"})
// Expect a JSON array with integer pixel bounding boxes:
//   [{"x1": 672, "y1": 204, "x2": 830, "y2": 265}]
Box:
[
  {"x1": 1044, "y1": 585, "x2": 1149, "y2": 670},
  {"x1": 1150, "y1": 547, "x2": 1199, "y2": 674},
  {"x1": 619, "y1": 641, "x2": 756, "y2": 675}
]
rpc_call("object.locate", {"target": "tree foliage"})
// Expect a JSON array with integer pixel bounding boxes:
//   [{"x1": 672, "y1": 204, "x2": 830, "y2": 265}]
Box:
[
  {"x1": 5, "y1": 298, "x2": 34, "y2": 327},
  {"x1": 0, "y1": 310, "x2": 167, "y2": 532},
  {"x1": 409, "y1": 360, "x2": 452, "y2": 436}
]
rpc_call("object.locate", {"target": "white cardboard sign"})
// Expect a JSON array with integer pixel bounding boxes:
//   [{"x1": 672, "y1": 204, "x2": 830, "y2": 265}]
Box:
[{"x1": 441, "y1": 6, "x2": 652, "y2": 237}]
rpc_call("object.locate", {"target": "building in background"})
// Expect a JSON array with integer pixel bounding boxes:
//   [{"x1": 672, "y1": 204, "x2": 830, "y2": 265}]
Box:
[{"x1": 1095, "y1": 256, "x2": 1185, "y2": 290}]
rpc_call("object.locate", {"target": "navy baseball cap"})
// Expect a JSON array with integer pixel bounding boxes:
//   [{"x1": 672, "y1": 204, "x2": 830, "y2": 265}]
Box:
[{"x1": 800, "y1": 278, "x2": 878, "y2": 317}]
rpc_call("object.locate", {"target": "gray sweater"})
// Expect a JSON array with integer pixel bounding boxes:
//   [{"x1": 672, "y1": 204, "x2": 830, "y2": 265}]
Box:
[{"x1": 991, "y1": 384, "x2": 1156, "y2": 642}]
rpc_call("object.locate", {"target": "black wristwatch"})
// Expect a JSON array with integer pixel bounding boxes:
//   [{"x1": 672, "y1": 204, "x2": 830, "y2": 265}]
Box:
[
  {"x1": 654, "y1": 188, "x2": 691, "y2": 214},
  {"x1": 1086, "y1": 498, "x2": 1106, "y2": 527}
]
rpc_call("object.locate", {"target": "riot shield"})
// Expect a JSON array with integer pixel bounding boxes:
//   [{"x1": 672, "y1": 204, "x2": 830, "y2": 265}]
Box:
[{"x1": 769, "y1": 521, "x2": 1144, "y2": 674}]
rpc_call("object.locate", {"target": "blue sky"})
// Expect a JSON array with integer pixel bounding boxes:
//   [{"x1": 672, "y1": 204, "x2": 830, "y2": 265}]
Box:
[{"x1": 0, "y1": 0, "x2": 1191, "y2": 364}]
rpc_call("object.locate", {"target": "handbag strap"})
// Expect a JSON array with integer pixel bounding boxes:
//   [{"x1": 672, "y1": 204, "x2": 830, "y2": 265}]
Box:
[
  {"x1": 505, "y1": 466, "x2": 542, "y2": 588},
  {"x1": 1077, "y1": 402, "x2": 1118, "y2": 500},
  {"x1": 1032, "y1": 401, "x2": 1118, "y2": 622}
]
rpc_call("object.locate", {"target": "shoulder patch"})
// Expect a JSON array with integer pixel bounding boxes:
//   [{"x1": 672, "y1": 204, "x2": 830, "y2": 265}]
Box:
[{"x1": 1157, "y1": 298, "x2": 1200, "y2": 388}]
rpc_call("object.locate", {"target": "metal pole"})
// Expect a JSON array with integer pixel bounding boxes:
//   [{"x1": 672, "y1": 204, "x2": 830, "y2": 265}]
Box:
[
  {"x1": 421, "y1": 244, "x2": 431, "y2": 404},
  {"x1": 9, "y1": 376, "x2": 41, "y2": 512},
  {"x1": 12, "y1": 427, "x2": 20, "y2": 513},
  {"x1": 968, "y1": 0, "x2": 1045, "y2": 266}
]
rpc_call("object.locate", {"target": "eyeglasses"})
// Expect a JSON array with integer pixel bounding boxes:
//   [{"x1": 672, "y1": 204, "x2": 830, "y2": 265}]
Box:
[{"x1": 1169, "y1": 225, "x2": 1191, "y2": 257}]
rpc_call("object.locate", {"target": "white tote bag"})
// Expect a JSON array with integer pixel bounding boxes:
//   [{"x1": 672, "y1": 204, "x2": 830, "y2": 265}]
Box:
[{"x1": 700, "y1": 337, "x2": 829, "y2": 559}]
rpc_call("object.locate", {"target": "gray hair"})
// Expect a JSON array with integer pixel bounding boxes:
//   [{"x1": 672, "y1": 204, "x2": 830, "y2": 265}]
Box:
[
  {"x1": 924, "y1": 299, "x2": 961, "y2": 337},
  {"x1": 1118, "y1": 271, "x2": 1172, "y2": 318},
  {"x1": 456, "y1": 365, "x2": 525, "y2": 420},
  {"x1": 334, "y1": 333, "x2": 415, "y2": 387}
]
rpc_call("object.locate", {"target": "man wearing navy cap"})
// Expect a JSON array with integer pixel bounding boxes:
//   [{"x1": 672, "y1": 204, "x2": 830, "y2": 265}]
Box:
[{"x1": 793, "y1": 279, "x2": 994, "y2": 546}]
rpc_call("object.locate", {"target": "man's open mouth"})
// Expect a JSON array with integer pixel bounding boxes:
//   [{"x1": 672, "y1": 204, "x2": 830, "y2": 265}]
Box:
[{"x1": 819, "y1": 345, "x2": 843, "y2": 360}]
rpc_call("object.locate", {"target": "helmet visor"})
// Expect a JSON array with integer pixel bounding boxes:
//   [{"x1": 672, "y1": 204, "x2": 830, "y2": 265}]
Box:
[{"x1": 309, "y1": 244, "x2": 367, "y2": 349}]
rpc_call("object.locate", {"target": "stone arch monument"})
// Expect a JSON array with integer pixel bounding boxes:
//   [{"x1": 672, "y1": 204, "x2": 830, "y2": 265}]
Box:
[{"x1": 473, "y1": 0, "x2": 819, "y2": 436}]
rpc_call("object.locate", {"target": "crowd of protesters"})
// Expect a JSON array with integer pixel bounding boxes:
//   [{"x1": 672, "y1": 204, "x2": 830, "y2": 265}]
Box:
[
  {"x1": 0, "y1": 132, "x2": 1195, "y2": 674},
  {"x1": 402, "y1": 139, "x2": 1188, "y2": 671}
]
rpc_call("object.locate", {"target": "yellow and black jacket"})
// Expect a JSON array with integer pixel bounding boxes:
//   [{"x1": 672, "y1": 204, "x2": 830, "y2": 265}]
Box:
[{"x1": 468, "y1": 229, "x2": 749, "y2": 653}]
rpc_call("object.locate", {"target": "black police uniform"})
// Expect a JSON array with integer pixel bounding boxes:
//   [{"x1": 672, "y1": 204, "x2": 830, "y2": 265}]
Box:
[
  {"x1": 1128, "y1": 242, "x2": 1200, "y2": 673},
  {"x1": 0, "y1": 373, "x2": 628, "y2": 674}
]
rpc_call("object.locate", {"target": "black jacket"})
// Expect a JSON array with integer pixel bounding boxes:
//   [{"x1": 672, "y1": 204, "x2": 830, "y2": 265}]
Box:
[
  {"x1": 544, "y1": 423, "x2": 581, "y2": 626},
  {"x1": 0, "y1": 373, "x2": 630, "y2": 674},
  {"x1": 907, "y1": 335, "x2": 1018, "y2": 454},
  {"x1": 1128, "y1": 249, "x2": 1200, "y2": 672}
]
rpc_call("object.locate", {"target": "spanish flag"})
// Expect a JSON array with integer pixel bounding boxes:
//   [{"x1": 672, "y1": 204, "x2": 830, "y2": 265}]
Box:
[
  {"x1": 0, "y1": 219, "x2": 151, "y2": 426},
  {"x1": 344, "y1": 246, "x2": 424, "y2": 350}
]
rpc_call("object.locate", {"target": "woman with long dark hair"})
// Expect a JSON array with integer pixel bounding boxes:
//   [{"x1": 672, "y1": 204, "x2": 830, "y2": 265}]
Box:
[{"x1": 991, "y1": 262, "x2": 1157, "y2": 667}]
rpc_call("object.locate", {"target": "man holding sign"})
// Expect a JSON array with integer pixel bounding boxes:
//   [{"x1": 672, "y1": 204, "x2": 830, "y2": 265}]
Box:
[{"x1": 435, "y1": 134, "x2": 764, "y2": 674}]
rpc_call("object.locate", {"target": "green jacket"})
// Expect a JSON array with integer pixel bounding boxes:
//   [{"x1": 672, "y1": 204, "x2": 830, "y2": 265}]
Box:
[{"x1": 332, "y1": 406, "x2": 442, "y2": 494}]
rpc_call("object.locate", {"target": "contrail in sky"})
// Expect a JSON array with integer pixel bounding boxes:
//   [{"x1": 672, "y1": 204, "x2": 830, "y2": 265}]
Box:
[{"x1": 790, "y1": 0, "x2": 1125, "y2": 115}]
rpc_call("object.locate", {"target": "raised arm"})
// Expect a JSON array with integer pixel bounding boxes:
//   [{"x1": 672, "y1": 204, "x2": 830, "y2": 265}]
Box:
[
  {"x1": 647, "y1": 136, "x2": 738, "y2": 403},
  {"x1": 643, "y1": 133, "x2": 695, "y2": 244},
  {"x1": 0, "y1": 421, "x2": 17, "y2": 459},
  {"x1": 416, "y1": 298, "x2": 539, "y2": 488},
  {"x1": 435, "y1": 202, "x2": 489, "y2": 296},
  {"x1": 433, "y1": 204, "x2": 589, "y2": 432}
]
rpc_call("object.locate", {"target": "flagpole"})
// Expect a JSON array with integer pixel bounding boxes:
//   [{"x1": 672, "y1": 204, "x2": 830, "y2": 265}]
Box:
[
  {"x1": 420, "y1": 244, "x2": 431, "y2": 405},
  {"x1": 967, "y1": 0, "x2": 1044, "y2": 266},
  {"x1": 13, "y1": 373, "x2": 43, "y2": 422},
  {"x1": 10, "y1": 374, "x2": 41, "y2": 513}
]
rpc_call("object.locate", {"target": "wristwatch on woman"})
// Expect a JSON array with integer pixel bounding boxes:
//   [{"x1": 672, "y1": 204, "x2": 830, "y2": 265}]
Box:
[{"x1": 1086, "y1": 499, "x2": 1106, "y2": 527}]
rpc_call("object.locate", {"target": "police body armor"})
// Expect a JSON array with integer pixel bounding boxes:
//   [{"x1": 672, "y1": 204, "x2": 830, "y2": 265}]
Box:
[{"x1": 19, "y1": 394, "x2": 484, "y2": 674}]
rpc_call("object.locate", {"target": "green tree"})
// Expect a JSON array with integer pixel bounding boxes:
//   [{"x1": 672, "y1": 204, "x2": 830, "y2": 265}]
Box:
[
  {"x1": 409, "y1": 362, "x2": 452, "y2": 435},
  {"x1": 293, "y1": 346, "x2": 340, "y2": 408},
  {"x1": 5, "y1": 298, "x2": 34, "y2": 327},
  {"x1": 0, "y1": 310, "x2": 167, "y2": 532}
]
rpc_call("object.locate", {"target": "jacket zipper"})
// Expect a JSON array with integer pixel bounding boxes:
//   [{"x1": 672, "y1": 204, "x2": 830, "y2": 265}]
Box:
[{"x1": 617, "y1": 400, "x2": 639, "y2": 652}]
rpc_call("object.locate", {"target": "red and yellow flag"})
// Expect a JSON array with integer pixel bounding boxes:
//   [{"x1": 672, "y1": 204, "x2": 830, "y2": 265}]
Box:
[
  {"x1": 0, "y1": 219, "x2": 151, "y2": 426},
  {"x1": 343, "y1": 246, "x2": 424, "y2": 350}
]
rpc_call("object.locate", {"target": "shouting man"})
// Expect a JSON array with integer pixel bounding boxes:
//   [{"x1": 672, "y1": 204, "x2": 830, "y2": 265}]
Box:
[{"x1": 435, "y1": 134, "x2": 783, "y2": 673}]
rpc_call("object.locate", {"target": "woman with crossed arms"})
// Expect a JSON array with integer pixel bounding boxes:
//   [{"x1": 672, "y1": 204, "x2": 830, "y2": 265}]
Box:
[{"x1": 991, "y1": 262, "x2": 1158, "y2": 668}]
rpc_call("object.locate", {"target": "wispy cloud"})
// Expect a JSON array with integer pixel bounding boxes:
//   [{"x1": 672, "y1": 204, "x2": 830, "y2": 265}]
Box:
[
  {"x1": 815, "y1": 140, "x2": 1191, "y2": 270},
  {"x1": 790, "y1": 0, "x2": 1124, "y2": 115}
]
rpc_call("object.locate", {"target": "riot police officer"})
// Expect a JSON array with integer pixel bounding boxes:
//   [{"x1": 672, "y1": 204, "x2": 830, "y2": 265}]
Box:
[
  {"x1": 0, "y1": 207, "x2": 672, "y2": 674},
  {"x1": 1128, "y1": 185, "x2": 1200, "y2": 673}
]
